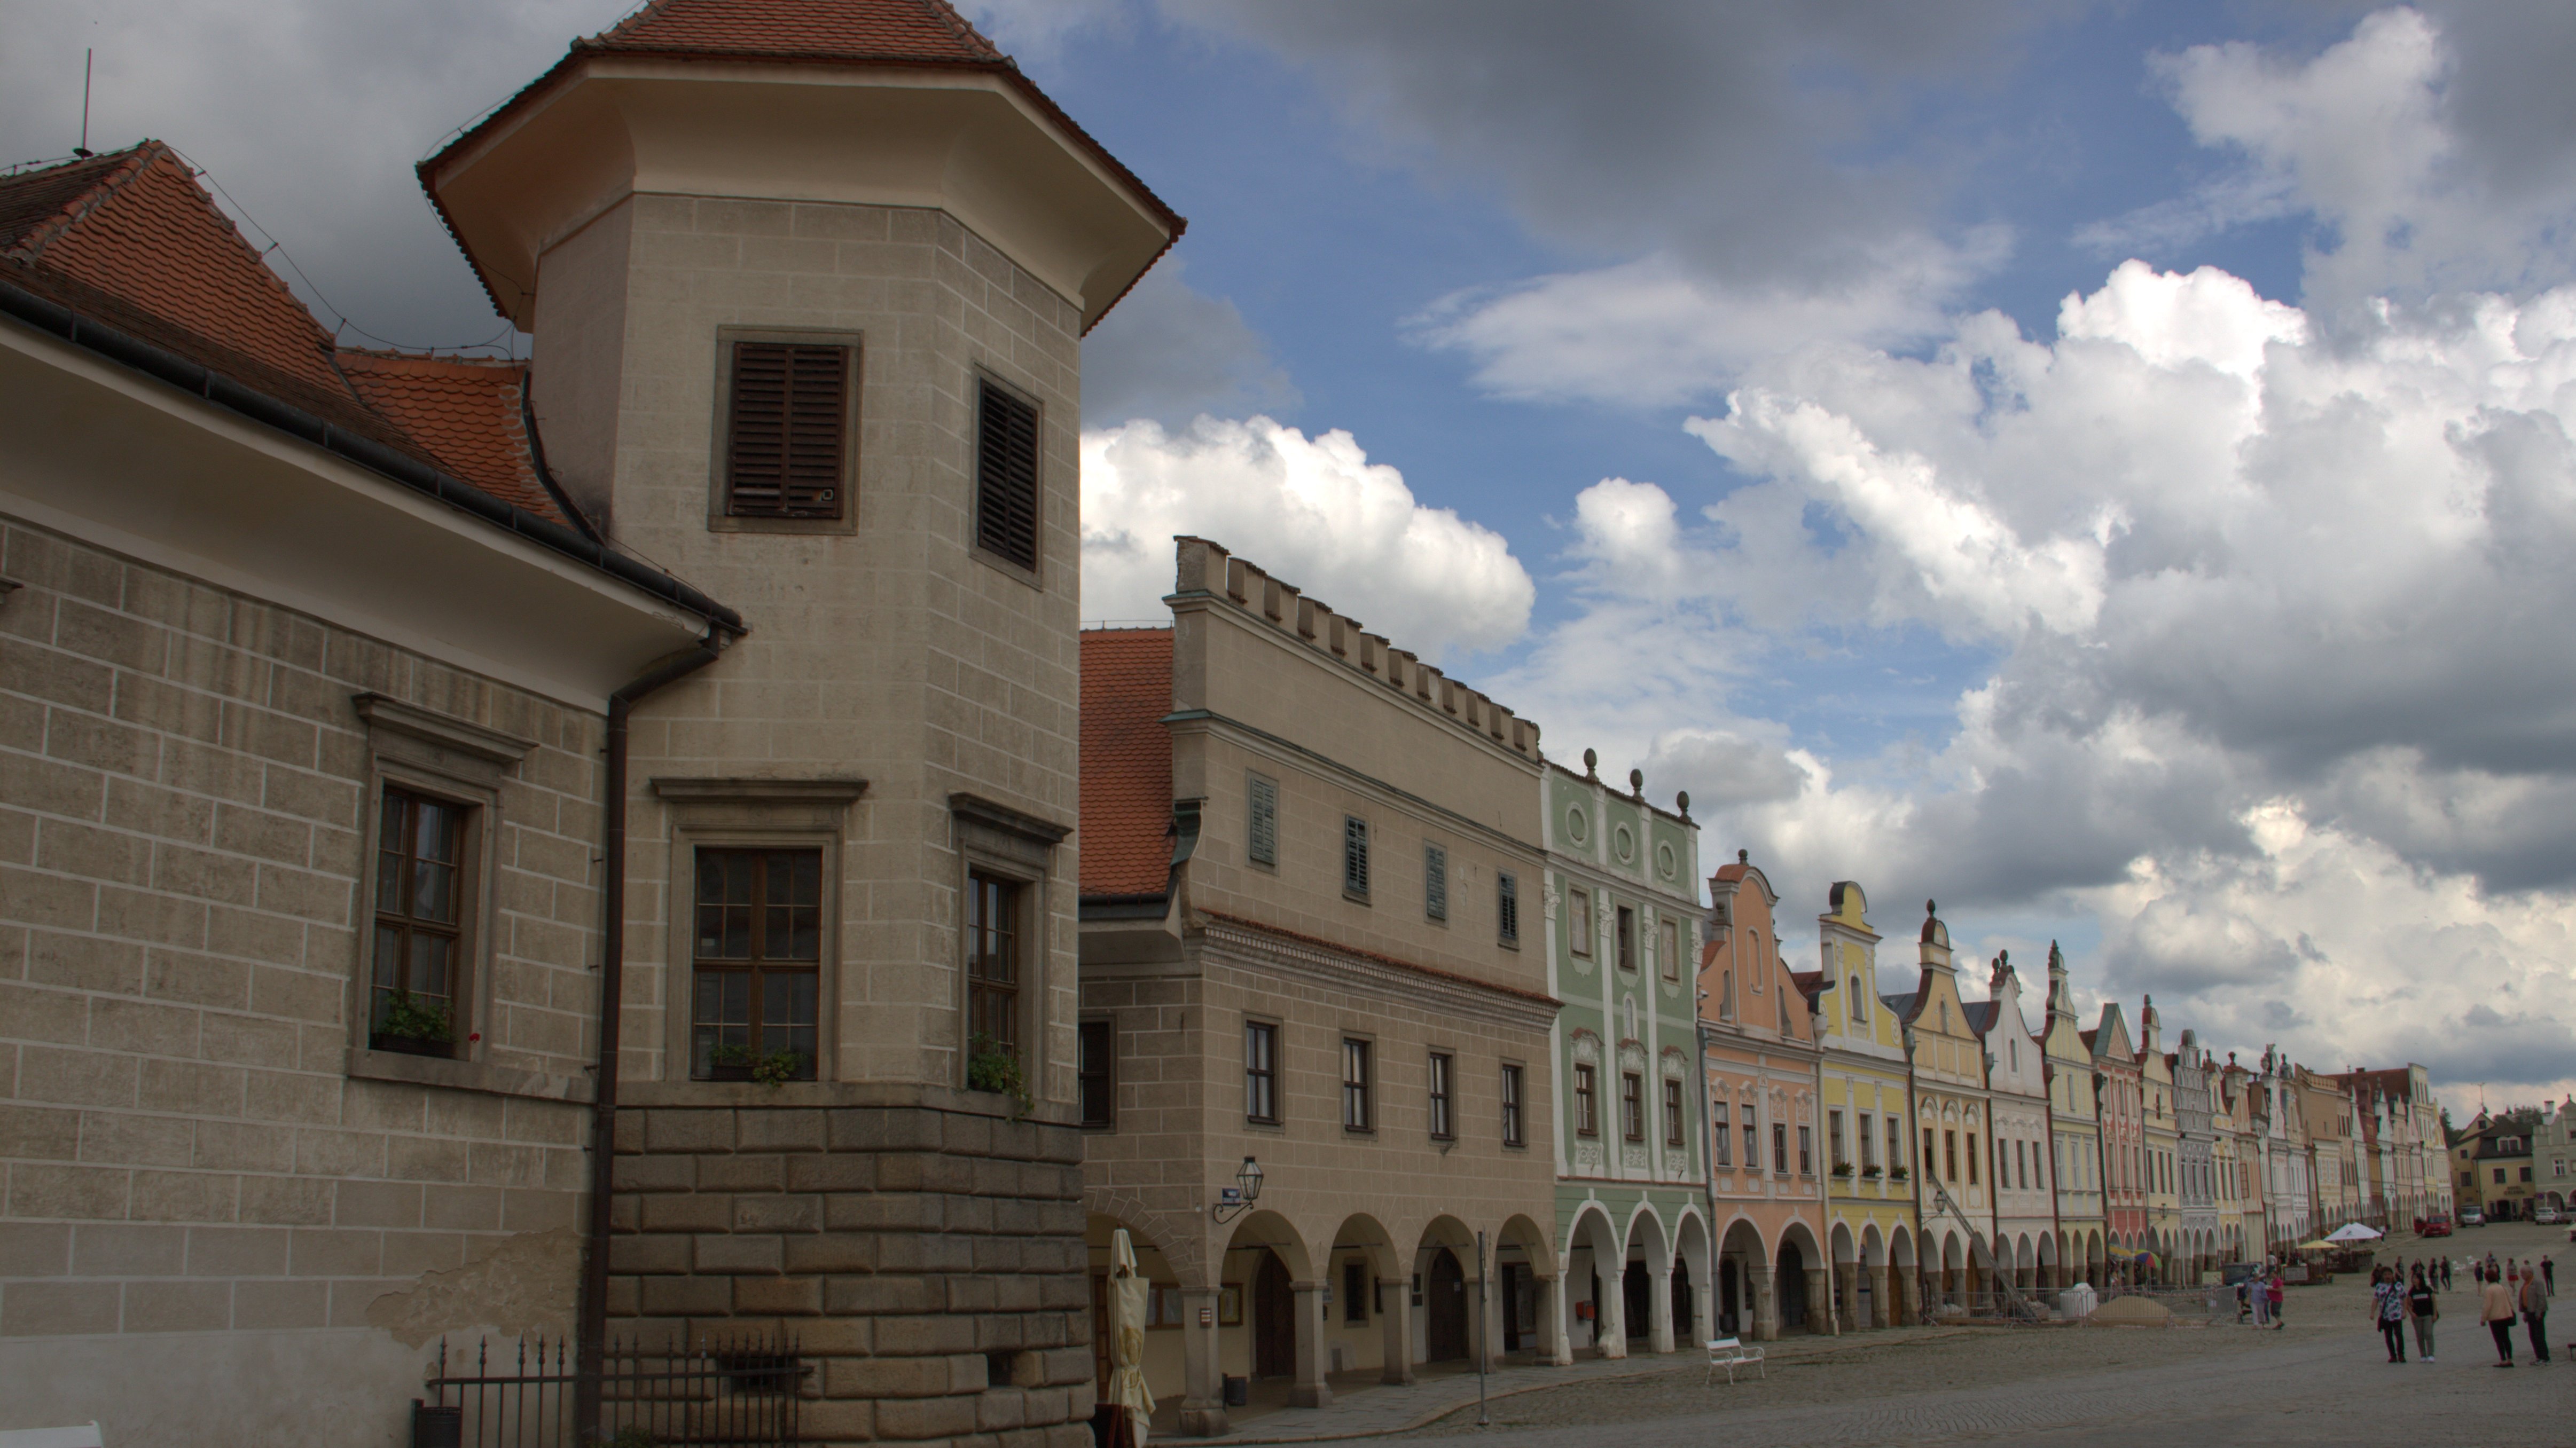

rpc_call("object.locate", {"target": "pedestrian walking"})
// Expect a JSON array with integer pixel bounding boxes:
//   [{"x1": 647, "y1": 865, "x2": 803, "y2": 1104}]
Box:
[
  {"x1": 2545, "y1": 1255, "x2": 2555, "y2": 1296},
  {"x1": 2373, "y1": 1267, "x2": 2409, "y2": 1363},
  {"x1": 2267, "y1": 1270, "x2": 2286, "y2": 1329},
  {"x1": 2407, "y1": 1264, "x2": 2438, "y2": 1363},
  {"x1": 2483, "y1": 1265, "x2": 2519, "y2": 1367},
  {"x1": 2521, "y1": 1267, "x2": 2551, "y2": 1364},
  {"x1": 2441, "y1": 1256, "x2": 2453, "y2": 1292}
]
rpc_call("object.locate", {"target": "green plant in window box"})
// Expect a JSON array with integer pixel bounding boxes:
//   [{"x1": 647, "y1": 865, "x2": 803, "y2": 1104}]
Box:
[
  {"x1": 1888, "y1": 1165, "x2": 1910, "y2": 1182},
  {"x1": 708, "y1": 1042, "x2": 804, "y2": 1088},
  {"x1": 966, "y1": 1032, "x2": 1031, "y2": 1118},
  {"x1": 1831, "y1": 1162, "x2": 1854, "y2": 1178},
  {"x1": 1861, "y1": 1164, "x2": 1884, "y2": 1178},
  {"x1": 372, "y1": 990, "x2": 453, "y2": 1056}
]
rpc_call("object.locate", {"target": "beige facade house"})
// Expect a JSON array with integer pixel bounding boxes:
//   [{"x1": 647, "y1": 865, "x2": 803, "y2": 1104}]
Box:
[
  {"x1": 0, "y1": 2, "x2": 1181, "y2": 1444},
  {"x1": 1076, "y1": 539, "x2": 1558, "y2": 1436}
]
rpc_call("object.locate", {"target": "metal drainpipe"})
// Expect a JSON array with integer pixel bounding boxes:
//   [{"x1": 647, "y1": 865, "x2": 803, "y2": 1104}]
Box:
[{"x1": 576, "y1": 633, "x2": 732, "y2": 1438}]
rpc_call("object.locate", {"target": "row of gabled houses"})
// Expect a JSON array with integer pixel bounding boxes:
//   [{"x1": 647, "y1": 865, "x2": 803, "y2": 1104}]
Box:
[{"x1": 0, "y1": 2, "x2": 2458, "y2": 1442}]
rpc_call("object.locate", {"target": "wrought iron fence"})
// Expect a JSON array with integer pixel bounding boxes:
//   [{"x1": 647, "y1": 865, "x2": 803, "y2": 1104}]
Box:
[{"x1": 416, "y1": 1332, "x2": 805, "y2": 1448}]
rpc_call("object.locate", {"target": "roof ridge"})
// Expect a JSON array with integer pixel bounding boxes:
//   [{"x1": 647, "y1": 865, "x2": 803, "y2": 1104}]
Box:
[{"x1": 3, "y1": 141, "x2": 161, "y2": 265}]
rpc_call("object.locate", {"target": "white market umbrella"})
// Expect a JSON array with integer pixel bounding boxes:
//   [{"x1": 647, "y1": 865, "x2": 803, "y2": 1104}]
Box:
[
  {"x1": 2325, "y1": 1223, "x2": 2384, "y2": 1244},
  {"x1": 1108, "y1": 1230, "x2": 1155, "y2": 1447}
]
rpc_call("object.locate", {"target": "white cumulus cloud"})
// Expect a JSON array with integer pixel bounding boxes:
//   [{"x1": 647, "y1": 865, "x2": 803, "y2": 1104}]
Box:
[{"x1": 1079, "y1": 416, "x2": 1536, "y2": 658}]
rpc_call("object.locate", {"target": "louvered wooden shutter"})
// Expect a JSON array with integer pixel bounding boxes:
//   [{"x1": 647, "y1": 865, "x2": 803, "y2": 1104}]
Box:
[
  {"x1": 1248, "y1": 774, "x2": 1278, "y2": 867},
  {"x1": 727, "y1": 342, "x2": 848, "y2": 518},
  {"x1": 1424, "y1": 843, "x2": 1447, "y2": 921},
  {"x1": 975, "y1": 379, "x2": 1040, "y2": 570}
]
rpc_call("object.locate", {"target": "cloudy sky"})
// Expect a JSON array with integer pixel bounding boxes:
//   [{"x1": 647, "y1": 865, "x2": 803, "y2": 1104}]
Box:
[{"x1": 8, "y1": 1, "x2": 2574, "y2": 1107}]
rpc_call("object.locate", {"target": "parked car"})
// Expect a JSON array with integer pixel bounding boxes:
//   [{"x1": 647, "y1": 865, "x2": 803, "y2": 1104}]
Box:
[
  {"x1": 2536, "y1": 1207, "x2": 2564, "y2": 1225},
  {"x1": 2459, "y1": 1207, "x2": 2485, "y2": 1226},
  {"x1": 2418, "y1": 1214, "x2": 2452, "y2": 1238}
]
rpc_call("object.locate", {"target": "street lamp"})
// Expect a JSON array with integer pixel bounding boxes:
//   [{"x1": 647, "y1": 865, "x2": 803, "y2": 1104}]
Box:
[{"x1": 1212, "y1": 1156, "x2": 1263, "y2": 1224}]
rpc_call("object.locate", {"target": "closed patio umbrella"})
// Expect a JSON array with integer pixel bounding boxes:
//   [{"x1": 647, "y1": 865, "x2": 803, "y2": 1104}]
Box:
[{"x1": 1108, "y1": 1230, "x2": 1155, "y2": 1448}]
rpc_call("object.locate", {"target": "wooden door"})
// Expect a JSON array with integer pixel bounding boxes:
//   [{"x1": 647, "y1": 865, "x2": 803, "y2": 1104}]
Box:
[
  {"x1": 1426, "y1": 1248, "x2": 1468, "y2": 1362},
  {"x1": 1253, "y1": 1251, "x2": 1295, "y2": 1379}
]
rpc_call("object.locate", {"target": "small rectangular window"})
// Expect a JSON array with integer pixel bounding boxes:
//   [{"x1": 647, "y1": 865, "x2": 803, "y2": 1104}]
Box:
[
  {"x1": 1424, "y1": 843, "x2": 1448, "y2": 922},
  {"x1": 1772, "y1": 1122, "x2": 1789, "y2": 1175},
  {"x1": 1713, "y1": 1101, "x2": 1733, "y2": 1166},
  {"x1": 1497, "y1": 872, "x2": 1519, "y2": 945},
  {"x1": 371, "y1": 785, "x2": 472, "y2": 1057},
  {"x1": 1622, "y1": 1073, "x2": 1643, "y2": 1142},
  {"x1": 1799, "y1": 1124, "x2": 1813, "y2": 1176},
  {"x1": 1343, "y1": 816, "x2": 1370, "y2": 898},
  {"x1": 1830, "y1": 1109, "x2": 1846, "y2": 1170},
  {"x1": 1569, "y1": 887, "x2": 1592, "y2": 956},
  {"x1": 966, "y1": 871, "x2": 1023, "y2": 1061},
  {"x1": 1659, "y1": 918, "x2": 1679, "y2": 982},
  {"x1": 1743, "y1": 1105, "x2": 1759, "y2": 1169},
  {"x1": 1342, "y1": 1038, "x2": 1374, "y2": 1131},
  {"x1": 1858, "y1": 1113, "x2": 1875, "y2": 1169},
  {"x1": 1890, "y1": 1119, "x2": 1905, "y2": 1174},
  {"x1": 726, "y1": 341, "x2": 850, "y2": 519},
  {"x1": 1079, "y1": 1019, "x2": 1115, "y2": 1128},
  {"x1": 1945, "y1": 1129, "x2": 1959, "y2": 1183},
  {"x1": 974, "y1": 377, "x2": 1040, "y2": 570},
  {"x1": 1664, "y1": 1079, "x2": 1684, "y2": 1147},
  {"x1": 692, "y1": 847, "x2": 822, "y2": 1080},
  {"x1": 1246, "y1": 1021, "x2": 1279, "y2": 1124},
  {"x1": 1616, "y1": 906, "x2": 1637, "y2": 971},
  {"x1": 1501, "y1": 1064, "x2": 1524, "y2": 1147},
  {"x1": 1428, "y1": 1051, "x2": 1454, "y2": 1139},
  {"x1": 1342, "y1": 1261, "x2": 1369, "y2": 1324},
  {"x1": 1247, "y1": 774, "x2": 1278, "y2": 867},
  {"x1": 1574, "y1": 1064, "x2": 1598, "y2": 1137}
]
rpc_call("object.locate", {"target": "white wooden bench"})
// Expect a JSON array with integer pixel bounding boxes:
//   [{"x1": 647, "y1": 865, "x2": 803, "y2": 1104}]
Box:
[{"x1": 1705, "y1": 1337, "x2": 1766, "y2": 1384}]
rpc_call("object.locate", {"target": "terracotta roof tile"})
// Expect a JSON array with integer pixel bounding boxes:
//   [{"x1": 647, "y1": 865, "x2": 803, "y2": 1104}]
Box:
[
  {"x1": 594, "y1": 0, "x2": 1005, "y2": 62},
  {"x1": 338, "y1": 351, "x2": 569, "y2": 526},
  {"x1": 1079, "y1": 627, "x2": 1173, "y2": 897},
  {"x1": 1, "y1": 142, "x2": 573, "y2": 529}
]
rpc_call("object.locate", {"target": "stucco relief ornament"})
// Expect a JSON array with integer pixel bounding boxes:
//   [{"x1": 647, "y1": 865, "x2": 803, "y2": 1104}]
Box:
[
  {"x1": 1623, "y1": 1145, "x2": 1650, "y2": 1172},
  {"x1": 1575, "y1": 1142, "x2": 1604, "y2": 1175},
  {"x1": 1618, "y1": 1039, "x2": 1648, "y2": 1073},
  {"x1": 1570, "y1": 1028, "x2": 1603, "y2": 1065}
]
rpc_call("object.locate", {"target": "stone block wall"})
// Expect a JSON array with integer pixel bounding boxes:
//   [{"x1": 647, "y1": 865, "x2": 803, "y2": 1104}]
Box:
[{"x1": 608, "y1": 1090, "x2": 1092, "y2": 1447}]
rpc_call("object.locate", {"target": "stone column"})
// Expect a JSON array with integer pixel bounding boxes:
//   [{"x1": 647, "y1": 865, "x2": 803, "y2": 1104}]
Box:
[
  {"x1": 1594, "y1": 1263, "x2": 1627, "y2": 1359},
  {"x1": 1750, "y1": 1264, "x2": 1779, "y2": 1342},
  {"x1": 1541, "y1": 1273, "x2": 1570, "y2": 1366},
  {"x1": 1289, "y1": 1282, "x2": 1332, "y2": 1408},
  {"x1": 1177, "y1": 1286, "x2": 1228, "y2": 1437},
  {"x1": 1805, "y1": 1266, "x2": 1830, "y2": 1331},
  {"x1": 1647, "y1": 1264, "x2": 1675, "y2": 1354},
  {"x1": 1868, "y1": 1265, "x2": 1891, "y2": 1328},
  {"x1": 1379, "y1": 1272, "x2": 1414, "y2": 1385}
]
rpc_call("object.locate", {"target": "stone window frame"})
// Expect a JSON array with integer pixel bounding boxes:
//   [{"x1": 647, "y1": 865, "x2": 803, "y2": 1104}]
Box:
[
  {"x1": 946, "y1": 792, "x2": 1070, "y2": 1089},
  {"x1": 652, "y1": 777, "x2": 868, "y2": 1083},
  {"x1": 344, "y1": 693, "x2": 542, "y2": 1098},
  {"x1": 967, "y1": 365, "x2": 1047, "y2": 589},
  {"x1": 1500, "y1": 1060, "x2": 1526, "y2": 1148},
  {"x1": 706, "y1": 325, "x2": 865, "y2": 536}
]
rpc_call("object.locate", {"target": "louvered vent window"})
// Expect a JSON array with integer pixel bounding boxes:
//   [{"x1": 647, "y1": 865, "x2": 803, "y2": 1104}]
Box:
[
  {"x1": 1497, "y1": 872, "x2": 1519, "y2": 944},
  {"x1": 1343, "y1": 815, "x2": 1369, "y2": 898},
  {"x1": 726, "y1": 342, "x2": 849, "y2": 518},
  {"x1": 975, "y1": 379, "x2": 1040, "y2": 571},
  {"x1": 1248, "y1": 774, "x2": 1278, "y2": 867},
  {"x1": 1424, "y1": 843, "x2": 1447, "y2": 922}
]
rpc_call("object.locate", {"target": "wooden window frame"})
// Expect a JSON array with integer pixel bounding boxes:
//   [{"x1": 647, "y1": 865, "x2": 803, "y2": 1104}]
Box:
[
  {"x1": 688, "y1": 846, "x2": 825, "y2": 1082},
  {"x1": 1568, "y1": 887, "x2": 1592, "y2": 957},
  {"x1": 972, "y1": 373, "x2": 1043, "y2": 578},
  {"x1": 1616, "y1": 905, "x2": 1637, "y2": 972},
  {"x1": 708, "y1": 327, "x2": 861, "y2": 534},
  {"x1": 1427, "y1": 1051, "x2": 1455, "y2": 1140},
  {"x1": 1799, "y1": 1124, "x2": 1814, "y2": 1177},
  {"x1": 1773, "y1": 1122, "x2": 1790, "y2": 1176},
  {"x1": 1342, "y1": 815, "x2": 1371, "y2": 901},
  {"x1": 966, "y1": 869, "x2": 1028, "y2": 1065},
  {"x1": 1247, "y1": 772, "x2": 1278, "y2": 869},
  {"x1": 1078, "y1": 1018, "x2": 1116, "y2": 1129},
  {"x1": 1245, "y1": 1019, "x2": 1281, "y2": 1126},
  {"x1": 1501, "y1": 1063, "x2": 1525, "y2": 1147},
  {"x1": 367, "y1": 783, "x2": 476, "y2": 1058},
  {"x1": 1828, "y1": 1108, "x2": 1846, "y2": 1171},
  {"x1": 1712, "y1": 1098, "x2": 1733, "y2": 1167},
  {"x1": 1621, "y1": 1072, "x2": 1644, "y2": 1143},
  {"x1": 1664, "y1": 1078, "x2": 1685, "y2": 1148},
  {"x1": 1342, "y1": 1037, "x2": 1374, "y2": 1133},
  {"x1": 1573, "y1": 1064, "x2": 1599, "y2": 1138}
]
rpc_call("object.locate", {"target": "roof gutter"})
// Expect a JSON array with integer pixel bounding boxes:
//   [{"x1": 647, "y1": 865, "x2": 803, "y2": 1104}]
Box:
[{"x1": 0, "y1": 276, "x2": 741, "y2": 635}]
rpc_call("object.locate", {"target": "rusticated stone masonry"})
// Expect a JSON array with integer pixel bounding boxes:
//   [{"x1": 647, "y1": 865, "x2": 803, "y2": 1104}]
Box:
[{"x1": 607, "y1": 1095, "x2": 1091, "y2": 1447}]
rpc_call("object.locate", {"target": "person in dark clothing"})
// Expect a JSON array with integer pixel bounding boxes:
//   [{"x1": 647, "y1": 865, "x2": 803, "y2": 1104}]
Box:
[
  {"x1": 2441, "y1": 1257, "x2": 2453, "y2": 1292},
  {"x1": 2407, "y1": 1264, "x2": 2438, "y2": 1362},
  {"x1": 2373, "y1": 1266, "x2": 2409, "y2": 1362},
  {"x1": 2521, "y1": 1268, "x2": 2551, "y2": 1363},
  {"x1": 2545, "y1": 1256, "x2": 2555, "y2": 1296}
]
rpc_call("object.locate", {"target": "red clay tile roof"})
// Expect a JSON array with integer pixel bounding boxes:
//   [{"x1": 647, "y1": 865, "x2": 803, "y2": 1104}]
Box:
[
  {"x1": 1079, "y1": 627, "x2": 1174, "y2": 897},
  {"x1": 421, "y1": 0, "x2": 1180, "y2": 332},
  {"x1": 1, "y1": 143, "x2": 571, "y2": 528},
  {"x1": 338, "y1": 351, "x2": 567, "y2": 523}
]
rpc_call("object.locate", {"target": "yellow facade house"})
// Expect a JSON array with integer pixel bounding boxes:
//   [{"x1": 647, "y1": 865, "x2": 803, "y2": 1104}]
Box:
[
  {"x1": 1884, "y1": 904, "x2": 1997, "y2": 1312},
  {"x1": 1812, "y1": 884, "x2": 1920, "y2": 1328}
]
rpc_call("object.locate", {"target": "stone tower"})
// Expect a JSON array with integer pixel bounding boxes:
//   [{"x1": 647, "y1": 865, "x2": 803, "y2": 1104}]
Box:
[{"x1": 422, "y1": 3, "x2": 1180, "y2": 1443}]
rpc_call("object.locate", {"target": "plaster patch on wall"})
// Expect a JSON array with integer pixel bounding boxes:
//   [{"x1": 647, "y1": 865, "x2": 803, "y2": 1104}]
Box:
[{"x1": 366, "y1": 1229, "x2": 581, "y2": 1348}]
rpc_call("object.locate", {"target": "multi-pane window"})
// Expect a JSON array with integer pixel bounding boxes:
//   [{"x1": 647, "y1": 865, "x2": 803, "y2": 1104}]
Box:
[
  {"x1": 1424, "y1": 844, "x2": 1448, "y2": 922},
  {"x1": 1501, "y1": 1064, "x2": 1525, "y2": 1147},
  {"x1": 1888, "y1": 1119, "x2": 1904, "y2": 1176},
  {"x1": 1944, "y1": 1129, "x2": 1960, "y2": 1183},
  {"x1": 1497, "y1": 872, "x2": 1519, "y2": 945},
  {"x1": 1428, "y1": 1052, "x2": 1454, "y2": 1139},
  {"x1": 1742, "y1": 1105, "x2": 1759, "y2": 1169},
  {"x1": 973, "y1": 378, "x2": 1039, "y2": 570},
  {"x1": 1245, "y1": 1021, "x2": 1280, "y2": 1124},
  {"x1": 1343, "y1": 815, "x2": 1370, "y2": 898},
  {"x1": 1712, "y1": 1101, "x2": 1732, "y2": 1166},
  {"x1": 1078, "y1": 1019, "x2": 1115, "y2": 1128},
  {"x1": 1829, "y1": 1109, "x2": 1846, "y2": 1170},
  {"x1": 1859, "y1": 1113, "x2": 1876, "y2": 1169},
  {"x1": 725, "y1": 341, "x2": 850, "y2": 519},
  {"x1": 692, "y1": 848, "x2": 821, "y2": 1079},
  {"x1": 1342, "y1": 1038, "x2": 1374, "y2": 1131},
  {"x1": 1621, "y1": 1073, "x2": 1644, "y2": 1142},
  {"x1": 1247, "y1": 773, "x2": 1278, "y2": 867},
  {"x1": 1574, "y1": 1065, "x2": 1599, "y2": 1137},
  {"x1": 966, "y1": 871, "x2": 1023, "y2": 1056},
  {"x1": 1616, "y1": 906, "x2": 1636, "y2": 971},
  {"x1": 1772, "y1": 1122, "x2": 1790, "y2": 1175},
  {"x1": 1798, "y1": 1124, "x2": 1813, "y2": 1176},
  {"x1": 1568, "y1": 888, "x2": 1592, "y2": 956},
  {"x1": 371, "y1": 786, "x2": 469, "y2": 1053},
  {"x1": 1663, "y1": 1079, "x2": 1684, "y2": 1147},
  {"x1": 1660, "y1": 918, "x2": 1680, "y2": 982}
]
